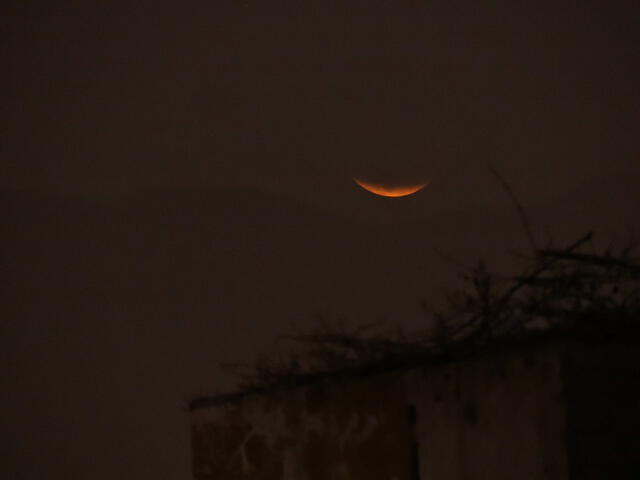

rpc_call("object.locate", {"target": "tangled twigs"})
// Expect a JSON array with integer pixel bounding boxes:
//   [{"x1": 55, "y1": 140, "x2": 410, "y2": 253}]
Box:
[{"x1": 224, "y1": 233, "x2": 639, "y2": 393}]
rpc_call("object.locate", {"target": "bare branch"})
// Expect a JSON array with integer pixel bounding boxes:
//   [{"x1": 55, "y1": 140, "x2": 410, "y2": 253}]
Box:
[
  {"x1": 489, "y1": 166, "x2": 537, "y2": 253},
  {"x1": 224, "y1": 231, "x2": 639, "y2": 394}
]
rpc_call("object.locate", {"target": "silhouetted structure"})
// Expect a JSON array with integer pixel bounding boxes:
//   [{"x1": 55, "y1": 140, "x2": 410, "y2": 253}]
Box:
[
  {"x1": 189, "y1": 236, "x2": 639, "y2": 478},
  {"x1": 189, "y1": 334, "x2": 639, "y2": 479}
]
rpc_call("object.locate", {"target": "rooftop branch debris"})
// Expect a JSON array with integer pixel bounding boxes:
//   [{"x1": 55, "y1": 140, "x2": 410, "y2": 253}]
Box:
[{"x1": 217, "y1": 233, "x2": 639, "y2": 397}]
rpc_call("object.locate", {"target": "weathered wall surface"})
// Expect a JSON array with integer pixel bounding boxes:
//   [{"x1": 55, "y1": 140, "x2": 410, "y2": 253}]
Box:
[
  {"x1": 406, "y1": 345, "x2": 568, "y2": 480},
  {"x1": 564, "y1": 341, "x2": 640, "y2": 479},
  {"x1": 191, "y1": 372, "x2": 414, "y2": 480},
  {"x1": 191, "y1": 341, "x2": 637, "y2": 480}
]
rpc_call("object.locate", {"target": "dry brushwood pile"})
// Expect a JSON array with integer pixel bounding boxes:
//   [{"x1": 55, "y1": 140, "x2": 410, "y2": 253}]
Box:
[{"x1": 224, "y1": 232, "x2": 640, "y2": 394}]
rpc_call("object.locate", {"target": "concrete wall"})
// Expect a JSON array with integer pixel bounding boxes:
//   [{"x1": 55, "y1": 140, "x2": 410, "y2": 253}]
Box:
[
  {"x1": 190, "y1": 340, "x2": 637, "y2": 480},
  {"x1": 564, "y1": 341, "x2": 640, "y2": 479},
  {"x1": 191, "y1": 372, "x2": 414, "y2": 480},
  {"x1": 406, "y1": 345, "x2": 568, "y2": 480}
]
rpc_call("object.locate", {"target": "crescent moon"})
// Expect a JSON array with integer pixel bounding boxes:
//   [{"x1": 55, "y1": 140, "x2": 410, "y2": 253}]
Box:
[{"x1": 353, "y1": 178, "x2": 428, "y2": 198}]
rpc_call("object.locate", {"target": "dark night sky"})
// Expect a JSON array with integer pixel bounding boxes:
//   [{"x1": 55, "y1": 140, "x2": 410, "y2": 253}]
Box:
[{"x1": 2, "y1": 1, "x2": 639, "y2": 478}]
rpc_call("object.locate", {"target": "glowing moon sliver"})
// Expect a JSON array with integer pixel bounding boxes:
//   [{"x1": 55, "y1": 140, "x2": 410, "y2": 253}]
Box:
[{"x1": 353, "y1": 178, "x2": 428, "y2": 198}]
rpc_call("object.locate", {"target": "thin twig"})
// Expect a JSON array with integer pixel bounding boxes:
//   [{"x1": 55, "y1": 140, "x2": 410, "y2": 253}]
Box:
[{"x1": 489, "y1": 166, "x2": 537, "y2": 253}]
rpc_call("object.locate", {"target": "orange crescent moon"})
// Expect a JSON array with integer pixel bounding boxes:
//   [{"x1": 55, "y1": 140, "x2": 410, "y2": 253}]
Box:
[{"x1": 353, "y1": 178, "x2": 428, "y2": 198}]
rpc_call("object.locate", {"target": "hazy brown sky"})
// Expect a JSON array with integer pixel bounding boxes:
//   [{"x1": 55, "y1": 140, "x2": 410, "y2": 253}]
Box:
[
  {"x1": 3, "y1": 1, "x2": 639, "y2": 211},
  {"x1": 2, "y1": 2, "x2": 639, "y2": 479}
]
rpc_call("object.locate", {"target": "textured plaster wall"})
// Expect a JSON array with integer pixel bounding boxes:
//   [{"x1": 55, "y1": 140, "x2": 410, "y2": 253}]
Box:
[
  {"x1": 191, "y1": 343, "x2": 573, "y2": 480},
  {"x1": 406, "y1": 345, "x2": 568, "y2": 480},
  {"x1": 564, "y1": 341, "x2": 640, "y2": 479},
  {"x1": 191, "y1": 372, "x2": 413, "y2": 480}
]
